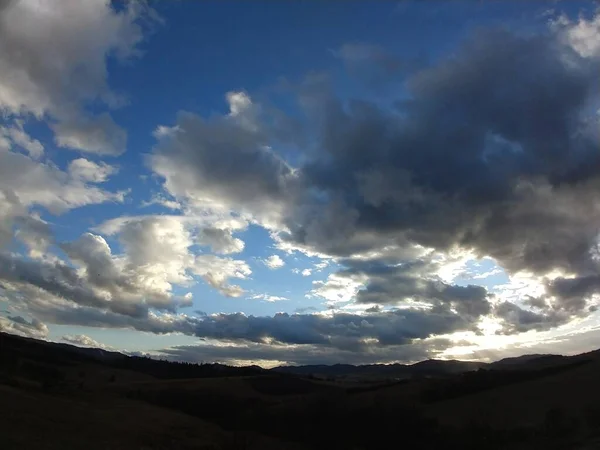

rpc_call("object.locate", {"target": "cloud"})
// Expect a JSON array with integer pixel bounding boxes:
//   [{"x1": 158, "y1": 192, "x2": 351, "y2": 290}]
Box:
[
  {"x1": 555, "y1": 9, "x2": 600, "y2": 59},
  {"x1": 52, "y1": 114, "x2": 127, "y2": 156},
  {"x1": 68, "y1": 158, "x2": 117, "y2": 183},
  {"x1": 0, "y1": 249, "x2": 147, "y2": 317},
  {"x1": 471, "y1": 268, "x2": 504, "y2": 280},
  {"x1": 0, "y1": 122, "x2": 44, "y2": 158},
  {"x1": 95, "y1": 215, "x2": 251, "y2": 297},
  {"x1": 2, "y1": 263, "x2": 476, "y2": 356},
  {"x1": 338, "y1": 258, "x2": 491, "y2": 319},
  {"x1": 249, "y1": 294, "x2": 289, "y2": 302},
  {"x1": 158, "y1": 336, "x2": 454, "y2": 366},
  {"x1": 140, "y1": 194, "x2": 181, "y2": 211},
  {"x1": 153, "y1": 125, "x2": 180, "y2": 139},
  {"x1": 295, "y1": 306, "x2": 319, "y2": 314},
  {"x1": 0, "y1": 315, "x2": 48, "y2": 339},
  {"x1": 309, "y1": 273, "x2": 364, "y2": 305},
  {"x1": 0, "y1": 148, "x2": 125, "y2": 216},
  {"x1": 4, "y1": 7, "x2": 600, "y2": 365},
  {"x1": 61, "y1": 334, "x2": 110, "y2": 350},
  {"x1": 197, "y1": 227, "x2": 245, "y2": 254},
  {"x1": 193, "y1": 254, "x2": 251, "y2": 297},
  {"x1": 7, "y1": 287, "x2": 473, "y2": 352},
  {"x1": 0, "y1": 0, "x2": 156, "y2": 154},
  {"x1": 284, "y1": 28, "x2": 600, "y2": 279},
  {"x1": 493, "y1": 301, "x2": 568, "y2": 334},
  {"x1": 150, "y1": 92, "x2": 300, "y2": 229},
  {"x1": 546, "y1": 275, "x2": 600, "y2": 312},
  {"x1": 0, "y1": 144, "x2": 125, "y2": 254},
  {"x1": 262, "y1": 254, "x2": 285, "y2": 269},
  {"x1": 13, "y1": 214, "x2": 53, "y2": 258},
  {"x1": 0, "y1": 217, "x2": 247, "y2": 322},
  {"x1": 314, "y1": 261, "x2": 329, "y2": 270},
  {"x1": 141, "y1": 13, "x2": 600, "y2": 349}
]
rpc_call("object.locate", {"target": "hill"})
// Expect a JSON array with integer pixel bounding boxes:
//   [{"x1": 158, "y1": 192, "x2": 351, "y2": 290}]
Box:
[
  {"x1": 3, "y1": 331, "x2": 600, "y2": 449},
  {"x1": 273, "y1": 358, "x2": 487, "y2": 380}
]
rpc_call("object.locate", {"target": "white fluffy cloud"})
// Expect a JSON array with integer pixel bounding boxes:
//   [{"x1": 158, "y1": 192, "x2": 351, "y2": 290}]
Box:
[
  {"x1": 0, "y1": 0, "x2": 154, "y2": 154},
  {"x1": 62, "y1": 334, "x2": 111, "y2": 349},
  {"x1": 249, "y1": 293, "x2": 289, "y2": 302},
  {"x1": 0, "y1": 315, "x2": 48, "y2": 339},
  {"x1": 193, "y1": 254, "x2": 251, "y2": 297},
  {"x1": 0, "y1": 1, "x2": 146, "y2": 263},
  {"x1": 68, "y1": 158, "x2": 117, "y2": 183},
  {"x1": 0, "y1": 150, "x2": 124, "y2": 215},
  {"x1": 0, "y1": 122, "x2": 43, "y2": 158},
  {"x1": 557, "y1": 10, "x2": 600, "y2": 59},
  {"x1": 59, "y1": 231, "x2": 185, "y2": 313},
  {"x1": 309, "y1": 273, "x2": 365, "y2": 305},
  {"x1": 0, "y1": 142, "x2": 125, "y2": 253},
  {"x1": 0, "y1": 220, "x2": 238, "y2": 322},
  {"x1": 292, "y1": 267, "x2": 313, "y2": 277},
  {"x1": 262, "y1": 254, "x2": 285, "y2": 269},
  {"x1": 96, "y1": 215, "x2": 251, "y2": 298}
]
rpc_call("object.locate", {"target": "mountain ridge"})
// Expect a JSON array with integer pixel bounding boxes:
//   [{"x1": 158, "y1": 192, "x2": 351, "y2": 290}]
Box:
[{"x1": 6, "y1": 331, "x2": 594, "y2": 380}]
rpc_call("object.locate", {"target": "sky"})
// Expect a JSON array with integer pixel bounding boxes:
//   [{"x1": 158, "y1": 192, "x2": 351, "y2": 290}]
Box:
[{"x1": 1, "y1": 0, "x2": 600, "y2": 368}]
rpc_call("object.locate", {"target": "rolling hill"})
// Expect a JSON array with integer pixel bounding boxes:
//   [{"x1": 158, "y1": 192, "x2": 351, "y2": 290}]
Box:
[{"x1": 3, "y1": 331, "x2": 600, "y2": 449}]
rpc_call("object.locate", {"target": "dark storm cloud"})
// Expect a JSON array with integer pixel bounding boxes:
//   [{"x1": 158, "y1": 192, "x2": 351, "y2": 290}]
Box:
[
  {"x1": 287, "y1": 28, "x2": 600, "y2": 276},
  {"x1": 0, "y1": 252, "x2": 147, "y2": 318},
  {"x1": 499, "y1": 274, "x2": 600, "y2": 332},
  {"x1": 287, "y1": 25, "x2": 600, "y2": 324},
  {"x1": 338, "y1": 258, "x2": 491, "y2": 317},
  {"x1": 149, "y1": 18, "x2": 600, "y2": 338},
  {"x1": 150, "y1": 107, "x2": 299, "y2": 222},
  {"x1": 187, "y1": 308, "x2": 472, "y2": 347},
  {"x1": 494, "y1": 301, "x2": 567, "y2": 334},
  {"x1": 15, "y1": 288, "x2": 471, "y2": 351},
  {"x1": 546, "y1": 275, "x2": 600, "y2": 312},
  {"x1": 158, "y1": 337, "x2": 455, "y2": 366}
]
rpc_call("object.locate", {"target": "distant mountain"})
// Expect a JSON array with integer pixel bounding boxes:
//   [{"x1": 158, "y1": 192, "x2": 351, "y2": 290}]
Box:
[
  {"x1": 274, "y1": 351, "x2": 600, "y2": 379},
  {"x1": 272, "y1": 359, "x2": 487, "y2": 379},
  {"x1": 2, "y1": 330, "x2": 595, "y2": 381},
  {"x1": 490, "y1": 354, "x2": 563, "y2": 368}
]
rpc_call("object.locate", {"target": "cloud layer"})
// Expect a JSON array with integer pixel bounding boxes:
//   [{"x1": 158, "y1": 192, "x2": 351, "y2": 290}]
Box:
[
  {"x1": 2, "y1": 3, "x2": 600, "y2": 366},
  {"x1": 147, "y1": 13, "x2": 600, "y2": 344}
]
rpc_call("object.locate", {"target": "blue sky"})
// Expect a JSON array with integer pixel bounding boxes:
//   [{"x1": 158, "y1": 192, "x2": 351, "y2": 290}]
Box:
[{"x1": 1, "y1": 0, "x2": 600, "y2": 366}]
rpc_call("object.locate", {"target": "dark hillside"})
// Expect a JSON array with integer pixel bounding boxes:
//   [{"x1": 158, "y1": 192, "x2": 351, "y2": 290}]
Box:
[{"x1": 3, "y1": 331, "x2": 600, "y2": 449}]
